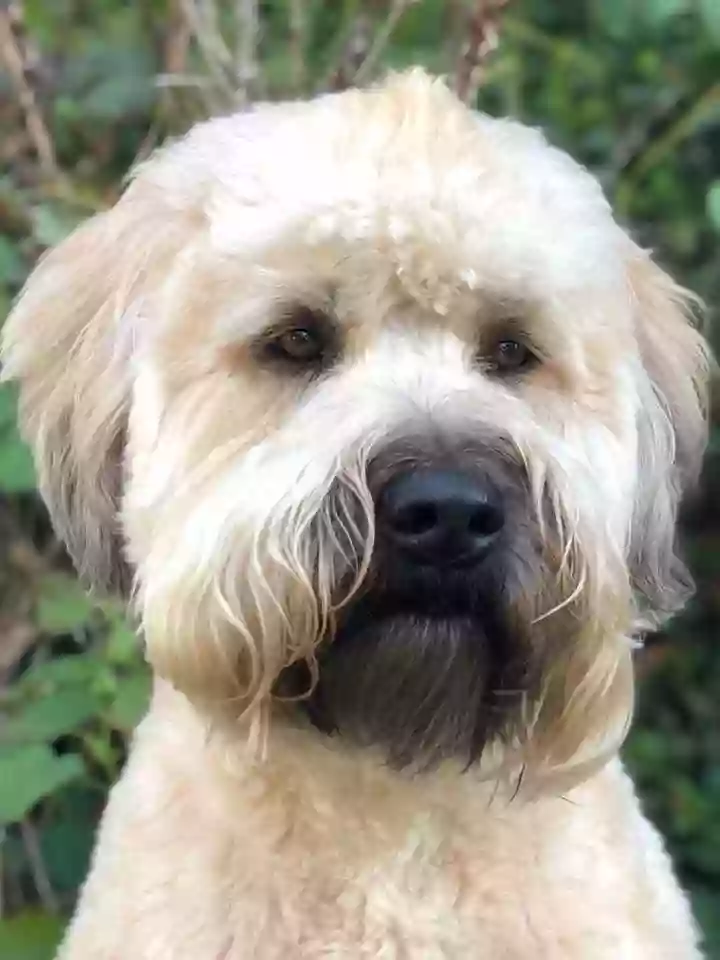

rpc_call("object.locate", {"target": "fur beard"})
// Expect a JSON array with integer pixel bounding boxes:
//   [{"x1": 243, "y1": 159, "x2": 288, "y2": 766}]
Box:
[{"x1": 282, "y1": 581, "x2": 535, "y2": 771}]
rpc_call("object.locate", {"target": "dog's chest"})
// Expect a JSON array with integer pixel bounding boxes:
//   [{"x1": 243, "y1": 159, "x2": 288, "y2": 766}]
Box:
[
  {"x1": 85, "y1": 702, "x2": 696, "y2": 960},
  {"x1": 223, "y1": 826, "x2": 523, "y2": 958},
  {"x1": 216, "y1": 800, "x2": 640, "y2": 959}
]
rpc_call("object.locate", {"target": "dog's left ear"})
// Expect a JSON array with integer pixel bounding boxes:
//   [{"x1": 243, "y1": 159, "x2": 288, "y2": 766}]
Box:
[
  {"x1": 628, "y1": 251, "x2": 711, "y2": 626},
  {"x1": 1, "y1": 186, "x2": 188, "y2": 594}
]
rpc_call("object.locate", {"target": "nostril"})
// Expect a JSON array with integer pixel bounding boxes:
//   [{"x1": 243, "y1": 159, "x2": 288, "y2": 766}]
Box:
[
  {"x1": 467, "y1": 503, "x2": 504, "y2": 538},
  {"x1": 394, "y1": 502, "x2": 438, "y2": 536}
]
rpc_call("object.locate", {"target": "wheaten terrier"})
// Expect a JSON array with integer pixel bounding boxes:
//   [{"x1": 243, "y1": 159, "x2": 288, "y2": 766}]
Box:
[{"x1": 2, "y1": 70, "x2": 712, "y2": 958}]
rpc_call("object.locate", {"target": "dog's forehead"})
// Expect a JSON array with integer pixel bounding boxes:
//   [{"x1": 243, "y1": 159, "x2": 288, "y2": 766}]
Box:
[{"x1": 141, "y1": 71, "x2": 627, "y2": 308}]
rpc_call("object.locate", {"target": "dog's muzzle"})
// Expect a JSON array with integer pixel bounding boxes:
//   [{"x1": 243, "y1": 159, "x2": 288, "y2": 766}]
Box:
[{"x1": 280, "y1": 436, "x2": 543, "y2": 770}]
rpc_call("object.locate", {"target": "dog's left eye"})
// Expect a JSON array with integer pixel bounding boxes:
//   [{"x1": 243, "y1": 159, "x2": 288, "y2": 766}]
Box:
[
  {"x1": 258, "y1": 309, "x2": 337, "y2": 371},
  {"x1": 487, "y1": 338, "x2": 537, "y2": 374}
]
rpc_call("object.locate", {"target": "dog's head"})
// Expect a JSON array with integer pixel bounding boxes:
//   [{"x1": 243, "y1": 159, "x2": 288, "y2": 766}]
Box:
[{"x1": 2, "y1": 71, "x2": 710, "y2": 787}]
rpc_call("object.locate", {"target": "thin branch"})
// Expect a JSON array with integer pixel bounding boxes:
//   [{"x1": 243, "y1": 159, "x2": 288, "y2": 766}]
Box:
[
  {"x1": 324, "y1": 15, "x2": 374, "y2": 92},
  {"x1": 178, "y1": 0, "x2": 235, "y2": 103},
  {"x1": 629, "y1": 83, "x2": 720, "y2": 182},
  {"x1": 157, "y1": 0, "x2": 194, "y2": 122},
  {"x1": 235, "y1": 0, "x2": 259, "y2": 103},
  {"x1": 614, "y1": 81, "x2": 720, "y2": 218},
  {"x1": 454, "y1": 0, "x2": 510, "y2": 104},
  {"x1": 20, "y1": 819, "x2": 60, "y2": 915},
  {"x1": 0, "y1": 619, "x2": 36, "y2": 686},
  {"x1": 163, "y1": 0, "x2": 192, "y2": 76},
  {"x1": 610, "y1": 91, "x2": 683, "y2": 177},
  {"x1": 0, "y1": 2, "x2": 60, "y2": 181},
  {"x1": 354, "y1": 0, "x2": 419, "y2": 86},
  {"x1": 288, "y1": 0, "x2": 308, "y2": 91},
  {"x1": 155, "y1": 72, "x2": 220, "y2": 116},
  {"x1": 156, "y1": 72, "x2": 218, "y2": 89},
  {"x1": 196, "y1": 0, "x2": 234, "y2": 70}
]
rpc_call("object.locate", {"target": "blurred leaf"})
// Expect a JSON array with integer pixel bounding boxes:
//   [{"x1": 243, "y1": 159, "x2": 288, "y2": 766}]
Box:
[
  {"x1": 692, "y1": 888, "x2": 720, "y2": 955},
  {"x1": 0, "y1": 912, "x2": 66, "y2": 960},
  {"x1": 22, "y1": 655, "x2": 100, "y2": 689},
  {"x1": 0, "y1": 235, "x2": 25, "y2": 285},
  {"x1": 64, "y1": 43, "x2": 156, "y2": 120},
  {"x1": 0, "y1": 384, "x2": 36, "y2": 492},
  {"x1": 30, "y1": 204, "x2": 83, "y2": 248},
  {"x1": 707, "y1": 181, "x2": 720, "y2": 234},
  {"x1": 0, "y1": 747, "x2": 83, "y2": 823},
  {"x1": 83, "y1": 74, "x2": 157, "y2": 120},
  {"x1": 641, "y1": 0, "x2": 689, "y2": 26},
  {"x1": 107, "y1": 670, "x2": 151, "y2": 731},
  {"x1": 594, "y1": 0, "x2": 635, "y2": 38},
  {"x1": 37, "y1": 574, "x2": 94, "y2": 634},
  {"x1": 40, "y1": 808, "x2": 97, "y2": 893},
  {"x1": 0, "y1": 383, "x2": 18, "y2": 427},
  {"x1": 0, "y1": 427, "x2": 36, "y2": 492},
  {"x1": 4, "y1": 688, "x2": 101, "y2": 744},
  {"x1": 105, "y1": 619, "x2": 139, "y2": 665},
  {"x1": 699, "y1": 0, "x2": 720, "y2": 44}
]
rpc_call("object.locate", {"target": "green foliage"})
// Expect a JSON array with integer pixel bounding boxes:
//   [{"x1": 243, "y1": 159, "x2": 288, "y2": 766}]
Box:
[
  {"x1": 0, "y1": 748, "x2": 84, "y2": 826},
  {"x1": 0, "y1": 913, "x2": 65, "y2": 960},
  {"x1": 0, "y1": 385, "x2": 35, "y2": 492},
  {"x1": 708, "y1": 181, "x2": 720, "y2": 234},
  {"x1": 627, "y1": 632, "x2": 720, "y2": 953},
  {"x1": 1, "y1": 580, "x2": 150, "y2": 798},
  {"x1": 0, "y1": 0, "x2": 718, "y2": 956}
]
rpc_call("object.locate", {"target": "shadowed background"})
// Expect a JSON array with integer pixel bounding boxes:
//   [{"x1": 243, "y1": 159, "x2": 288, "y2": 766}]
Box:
[{"x1": 0, "y1": 1, "x2": 718, "y2": 957}]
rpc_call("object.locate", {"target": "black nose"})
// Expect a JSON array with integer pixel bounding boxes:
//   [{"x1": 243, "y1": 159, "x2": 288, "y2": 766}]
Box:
[{"x1": 376, "y1": 468, "x2": 505, "y2": 568}]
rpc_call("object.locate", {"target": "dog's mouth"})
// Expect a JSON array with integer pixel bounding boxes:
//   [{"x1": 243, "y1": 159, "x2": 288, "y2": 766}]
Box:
[{"x1": 278, "y1": 566, "x2": 535, "y2": 771}]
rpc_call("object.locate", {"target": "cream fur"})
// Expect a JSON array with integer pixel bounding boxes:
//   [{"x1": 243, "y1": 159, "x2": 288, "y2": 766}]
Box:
[
  {"x1": 57, "y1": 683, "x2": 700, "y2": 959},
  {"x1": 1, "y1": 69, "x2": 710, "y2": 958}
]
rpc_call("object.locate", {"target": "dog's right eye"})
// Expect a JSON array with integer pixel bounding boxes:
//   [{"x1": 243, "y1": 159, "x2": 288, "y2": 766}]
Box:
[{"x1": 256, "y1": 308, "x2": 337, "y2": 372}]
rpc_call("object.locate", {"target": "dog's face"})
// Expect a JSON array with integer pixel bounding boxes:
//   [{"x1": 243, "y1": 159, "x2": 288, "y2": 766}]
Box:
[{"x1": 2, "y1": 71, "x2": 710, "y2": 786}]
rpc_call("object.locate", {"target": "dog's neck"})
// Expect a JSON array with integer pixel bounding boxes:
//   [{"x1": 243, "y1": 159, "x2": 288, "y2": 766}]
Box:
[{"x1": 148, "y1": 679, "x2": 528, "y2": 829}]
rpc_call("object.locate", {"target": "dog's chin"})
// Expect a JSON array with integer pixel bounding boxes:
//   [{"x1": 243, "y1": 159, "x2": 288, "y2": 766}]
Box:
[{"x1": 282, "y1": 592, "x2": 531, "y2": 771}]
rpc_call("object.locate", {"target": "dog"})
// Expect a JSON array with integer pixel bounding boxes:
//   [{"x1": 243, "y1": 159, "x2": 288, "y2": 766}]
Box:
[{"x1": 2, "y1": 69, "x2": 711, "y2": 958}]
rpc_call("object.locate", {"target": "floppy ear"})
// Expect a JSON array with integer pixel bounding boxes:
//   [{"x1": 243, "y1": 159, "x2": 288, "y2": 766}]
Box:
[
  {"x1": 628, "y1": 251, "x2": 711, "y2": 627},
  {"x1": 1, "y1": 185, "x2": 187, "y2": 594}
]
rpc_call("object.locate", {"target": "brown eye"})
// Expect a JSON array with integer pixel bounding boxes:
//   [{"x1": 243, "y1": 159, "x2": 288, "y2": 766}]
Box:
[
  {"x1": 489, "y1": 338, "x2": 536, "y2": 374},
  {"x1": 257, "y1": 307, "x2": 338, "y2": 372},
  {"x1": 276, "y1": 327, "x2": 324, "y2": 362}
]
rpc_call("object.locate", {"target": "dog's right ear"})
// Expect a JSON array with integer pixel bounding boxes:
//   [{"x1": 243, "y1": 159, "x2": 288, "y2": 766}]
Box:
[
  {"x1": 627, "y1": 250, "x2": 712, "y2": 626},
  {"x1": 1, "y1": 186, "x2": 186, "y2": 594}
]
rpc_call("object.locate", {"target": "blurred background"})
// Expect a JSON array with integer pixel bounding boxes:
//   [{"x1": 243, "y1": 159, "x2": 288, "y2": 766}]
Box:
[{"x1": 0, "y1": 1, "x2": 718, "y2": 957}]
